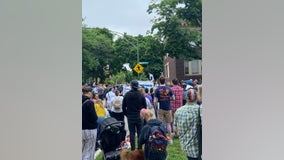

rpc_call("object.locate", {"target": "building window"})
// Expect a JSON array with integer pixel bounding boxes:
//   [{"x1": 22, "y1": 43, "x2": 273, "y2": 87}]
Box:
[
  {"x1": 184, "y1": 60, "x2": 202, "y2": 75},
  {"x1": 184, "y1": 60, "x2": 189, "y2": 75},
  {"x1": 191, "y1": 60, "x2": 199, "y2": 74}
]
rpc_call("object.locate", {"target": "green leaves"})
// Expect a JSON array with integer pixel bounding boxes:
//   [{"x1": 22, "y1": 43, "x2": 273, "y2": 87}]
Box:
[
  {"x1": 147, "y1": 0, "x2": 202, "y2": 60},
  {"x1": 82, "y1": 26, "x2": 113, "y2": 83},
  {"x1": 82, "y1": 28, "x2": 163, "y2": 84}
]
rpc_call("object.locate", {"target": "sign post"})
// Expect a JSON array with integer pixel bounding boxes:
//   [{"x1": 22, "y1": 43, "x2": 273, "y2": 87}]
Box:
[{"x1": 133, "y1": 63, "x2": 144, "y2": 80}]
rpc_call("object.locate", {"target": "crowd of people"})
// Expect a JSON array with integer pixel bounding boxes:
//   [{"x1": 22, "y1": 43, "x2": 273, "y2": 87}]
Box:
[{"x1": 82, "y1": 76, "x2": 202, "y2": 160}]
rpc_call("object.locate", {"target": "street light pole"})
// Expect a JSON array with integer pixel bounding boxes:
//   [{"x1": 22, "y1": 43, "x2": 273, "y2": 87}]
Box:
[
  {"x1": 136, "y1": 44, "x2": 139, "y2": 80},
  {"x1": 137, "y1": 41, "x2": 139, "y2": 64},
  {"x1": 111, "y1": 30, "x2": 141, "y2": 79},
  {"x1": 110, "y1": 30, "x2": 139, "y2": 64}
]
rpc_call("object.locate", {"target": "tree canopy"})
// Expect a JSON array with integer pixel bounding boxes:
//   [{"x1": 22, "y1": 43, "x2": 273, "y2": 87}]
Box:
[
  {"x1": 82, "y1": 26, "x2": 113, "y2": 82},
  {"x1": 147, "y1": 0, "x2": 202, "y2": 60}
]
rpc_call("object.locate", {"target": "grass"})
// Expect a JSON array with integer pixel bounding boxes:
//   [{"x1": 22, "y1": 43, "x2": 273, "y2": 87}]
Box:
[
  {"x1": 166, "y1": 139, "x2": 188, "y2": 160},
  {"x1": 95, "y1": 138, "x2": 187, "y2": 160},
  {"x1": 96, "y1": 150, "x2": 103, "y2": 160}
]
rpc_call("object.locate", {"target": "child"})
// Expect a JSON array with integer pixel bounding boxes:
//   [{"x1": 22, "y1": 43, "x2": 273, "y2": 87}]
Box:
[{"x1": 138, "y1": 109, "x2": 168, "y2": 160}]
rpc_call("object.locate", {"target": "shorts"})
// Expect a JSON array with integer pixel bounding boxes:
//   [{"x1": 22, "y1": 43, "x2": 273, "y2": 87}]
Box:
[{"x1": 158, "y1": 109, "x2": 172, "y2": 123}]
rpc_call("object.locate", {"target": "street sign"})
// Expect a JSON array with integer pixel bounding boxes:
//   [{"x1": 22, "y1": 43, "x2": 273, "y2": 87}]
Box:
[
  {"x1": 139, "y1": 62, "x2": 149, "y2": 65},
  {"x1": 133, "y1": 63, "x2": 144, "y2": 74}
]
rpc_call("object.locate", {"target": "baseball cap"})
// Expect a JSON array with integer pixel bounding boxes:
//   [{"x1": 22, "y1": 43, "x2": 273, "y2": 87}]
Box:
[{"x1": 130, "y1": 80, "x2": 139, "y2": 89}]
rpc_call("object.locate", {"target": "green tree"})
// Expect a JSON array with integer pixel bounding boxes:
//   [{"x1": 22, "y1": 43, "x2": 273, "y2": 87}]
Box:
[
  {"x1": 83, "y1": 27, "x2": 170, "y2": 83},
  {"x1": 124, "y1": 70, "x2": 135, "y2": 83},
  {"x1": 82, "y1": 25, "x2": 114, "y2": 83},
  {"x1": 110, "y1": 34, "x2": 165, "y2": 80},
  {"x1": 147, "y1": 0, "x2": 202, "y2": 60},
  {"x1": 135, "y1": 35, "x2": 164, "y2": 80},
  {"x1": 110, "y1": 33, "x2": 138, "y2": 75},
  {"x1": 106, "y1": 71, "x2": 126, "y2": 84}
]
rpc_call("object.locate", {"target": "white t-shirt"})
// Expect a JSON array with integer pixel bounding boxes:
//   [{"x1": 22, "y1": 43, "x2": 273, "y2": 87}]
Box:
[{"x1": 106, "y1": 91, "x2": 115, "y2": 110}]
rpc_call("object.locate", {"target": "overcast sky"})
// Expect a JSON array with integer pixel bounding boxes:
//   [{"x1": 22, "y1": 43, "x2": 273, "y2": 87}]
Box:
[{"x1": 82, "y1": 0, "x2": 155, "y2": 36}]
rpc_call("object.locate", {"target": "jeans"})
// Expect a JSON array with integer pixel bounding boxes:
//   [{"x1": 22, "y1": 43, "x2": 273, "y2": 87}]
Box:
[
  {"x1": 82, "y1": 129, "x2": 97, "y2": 160},
  {"x1": 96, "y1": 117, "x2": 105, "y2": 140},
  {"x1": 127, "y1": 117, "x2": 142, "y2": 150}
]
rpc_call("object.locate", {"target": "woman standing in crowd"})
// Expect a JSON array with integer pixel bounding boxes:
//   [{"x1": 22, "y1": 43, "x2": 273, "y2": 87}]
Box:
[
  {"x1": 145, "y1": 88, "x2": 153, "y2": 104},
  {"x1": 92, "y1": 92, "x2": 99, "y2": 104},
  {"x1": 139, "y1": 88, "x2": 153, "y2": 110},
  {"x1": 94, "y1": 99, "x2": 109, "y2": 141}
]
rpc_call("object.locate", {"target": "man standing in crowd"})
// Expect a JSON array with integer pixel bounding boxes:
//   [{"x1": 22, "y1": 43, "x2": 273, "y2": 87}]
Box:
[
  {"x1": 82, "y1": 86, "x2": 98, "y2": 160},
  {"x1": 154, "y1": 76, "x2": 175, "y2": 143},
  {"x1": 170, "y1": 78, "x2": 184, "y2": 138},
  {"x1": 174, "y1": 89, "x2": 202, "y2": 160},
  {"x1": 123, "y1": 80, "x2": 147, "y2": 151}
]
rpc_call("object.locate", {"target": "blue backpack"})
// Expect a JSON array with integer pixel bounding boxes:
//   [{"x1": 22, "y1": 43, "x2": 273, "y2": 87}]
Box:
[{"x1": 148, "y1": 125, "x2": 168, "y2": 151}]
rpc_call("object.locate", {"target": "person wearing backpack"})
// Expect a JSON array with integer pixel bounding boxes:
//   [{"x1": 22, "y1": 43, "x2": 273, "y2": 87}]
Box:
[
  {"x1": 138, "y1": 109, "x2": 168, "y2": 160},
  {"x1": 110, "y1": 90, "x2": 124, "y2": 122}
]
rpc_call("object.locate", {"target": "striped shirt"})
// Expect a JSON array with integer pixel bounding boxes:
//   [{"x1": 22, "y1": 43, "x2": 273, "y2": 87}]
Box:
[
  {"x1": 174, "y1": 103, "x2": 201, "y2": 158},
  {"x1": 170, "y1": 85, "x2": 184, "y2": 111}
]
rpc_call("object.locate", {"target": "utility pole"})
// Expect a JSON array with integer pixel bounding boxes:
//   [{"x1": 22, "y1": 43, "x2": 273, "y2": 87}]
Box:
[
  {"x1": 110, "y1": 30, "x2": 139, "y2": 64},
  {"x1": 110, "y1": 30, "x2": 140, "y2": 79}
]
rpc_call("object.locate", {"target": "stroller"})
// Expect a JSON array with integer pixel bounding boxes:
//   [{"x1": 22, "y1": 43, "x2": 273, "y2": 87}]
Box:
[{"x1": 98, "y1": 117, "x2": 126, "y2": 160}]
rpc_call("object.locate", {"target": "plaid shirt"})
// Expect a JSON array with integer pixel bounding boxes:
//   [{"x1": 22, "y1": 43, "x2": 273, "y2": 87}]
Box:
[
  {"x1": 170, "y1": 85, "x2": 184, "y2": 111},
  {"x1": 174, "y1": 103, "x2": 201, "y2": 158}
]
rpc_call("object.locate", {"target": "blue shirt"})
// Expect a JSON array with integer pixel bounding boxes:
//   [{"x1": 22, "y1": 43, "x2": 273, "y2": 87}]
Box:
[{"x1": 154, "y1": 85, "x2": 173, "y2": 110}]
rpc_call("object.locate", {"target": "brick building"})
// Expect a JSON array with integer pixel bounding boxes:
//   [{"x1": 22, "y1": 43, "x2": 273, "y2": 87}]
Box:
[{"x1": 163, "y1": 54, "x2": 202, "y2": 84}]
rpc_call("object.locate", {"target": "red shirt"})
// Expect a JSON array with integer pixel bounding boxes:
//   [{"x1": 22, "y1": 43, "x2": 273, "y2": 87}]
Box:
[{"x1": 170, "y1": 85, "x2": 184, "y2": 111}]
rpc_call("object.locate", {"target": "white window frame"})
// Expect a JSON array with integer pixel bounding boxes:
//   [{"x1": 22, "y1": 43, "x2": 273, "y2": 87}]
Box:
[
  {"x1": 184, "y1": 60, "x2": 202, "y2": 75},
  {"x1": 164, "y1": 62, "x2": 170, "y2": 78}
]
